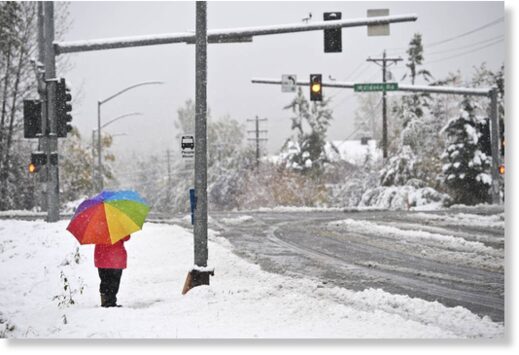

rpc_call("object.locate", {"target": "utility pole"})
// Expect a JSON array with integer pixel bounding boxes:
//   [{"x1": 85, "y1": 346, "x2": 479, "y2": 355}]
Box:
[
  {"x1": 44, "y1": 2, "x2": 60, "y2": 222},
  {"x1": 247, "y1": 116, "x2": 268, "y2": 167},
  {"x1": 366, "y1": 50, "x2": 402, "y2": 159}
]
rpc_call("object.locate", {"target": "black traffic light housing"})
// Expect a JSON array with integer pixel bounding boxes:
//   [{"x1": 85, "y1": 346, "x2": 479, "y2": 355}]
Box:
[
  {"x1": 323, "y1": 12, "x2": 342, "y2": 53},
  {"x1": 56, "y1": 78, "x2": 73, "y2": 138},
  {"x1": 24, "y1": 100, "x2": 42, "y2": 138},
  {"x1": 310, "y1": 74, "x2": 322, "y2": 101}
]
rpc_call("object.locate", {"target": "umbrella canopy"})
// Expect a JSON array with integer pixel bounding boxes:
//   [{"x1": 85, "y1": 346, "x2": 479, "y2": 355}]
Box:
[{"x1": 67, "y1": 190, "x2": 150, "y2": 245}]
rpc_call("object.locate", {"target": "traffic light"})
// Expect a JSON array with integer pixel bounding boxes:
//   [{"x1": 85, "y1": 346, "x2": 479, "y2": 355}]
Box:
[
  {"x1": 323, "y1": 12, "x2": 342, "y2": 53},
  {"x1": 28, "y1": 152, "x2": 47, "y2": 174},
  {"x1": 310, "y1": 74, "x2": 322, "y2": 101},
  {"x1": 498, "y1": 164, "x2": 505, "y2": 175},
  {"x1": 56, "y1": 78, "x2": 73, "y2": 138},
  {"x1": 23, "y1": 100, "x2": 42, "y2": 138}
]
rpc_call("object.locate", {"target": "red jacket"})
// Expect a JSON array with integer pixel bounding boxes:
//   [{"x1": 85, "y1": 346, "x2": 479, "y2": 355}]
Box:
[{"x1": 94, "y1": 236, "x2": 130, "y2": 269}]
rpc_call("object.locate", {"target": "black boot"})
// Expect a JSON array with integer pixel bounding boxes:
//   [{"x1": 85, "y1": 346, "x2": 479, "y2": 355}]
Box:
[{"x1": 100, "y1": 293, "x2": 110, "y2": 307}]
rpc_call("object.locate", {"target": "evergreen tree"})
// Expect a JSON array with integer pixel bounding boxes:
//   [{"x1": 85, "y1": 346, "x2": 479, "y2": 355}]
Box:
[
  {"x1": 441, "y1": 96, "x2": 491, "y2": 205},
  {"x1": 282, "y1": 87, "x2": 334, "y2": 173}
]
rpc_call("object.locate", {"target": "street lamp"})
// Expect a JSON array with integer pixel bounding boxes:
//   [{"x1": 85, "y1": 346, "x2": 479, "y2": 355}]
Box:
[
  {"x1": 97, "y1": 81, "x2": 164, "y2": 190},
  {"x1": 93, "y1": 112, "x2": 143, "y2": 190}
]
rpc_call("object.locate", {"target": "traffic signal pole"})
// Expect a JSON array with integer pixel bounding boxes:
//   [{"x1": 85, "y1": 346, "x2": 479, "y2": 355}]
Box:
[
  {"x1": 37, "y1": 2, "x2": 48, "y2": 211},
  {"x1": 489, "y1": 88, "x2": 501, "y2": 204},
  {"x1": 43, "y1": 2, "x2": 60, "y2": 222},
  {"x1": 192, "y1": 1, "x2": 211, "y2": 287}
]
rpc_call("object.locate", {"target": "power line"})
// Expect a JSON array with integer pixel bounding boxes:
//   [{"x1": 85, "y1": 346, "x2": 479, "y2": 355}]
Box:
[
  {"x1": 427, "y1": 16, "x2": 504, "y2": 48},
  {"x1": 427, "y1": 34, "x2": 504, "y2": 56},
  {"x1": 386, "y1": 16, "x2": 504, "y2": 53},
  {"x1": 426, "y1": 38, "x2": 504, "y2": 65}
]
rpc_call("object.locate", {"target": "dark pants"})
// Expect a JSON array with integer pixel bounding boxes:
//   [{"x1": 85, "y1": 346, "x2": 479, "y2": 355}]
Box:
[{"x1": 98, "y1": 268, "x2": 123, "y2": 306}]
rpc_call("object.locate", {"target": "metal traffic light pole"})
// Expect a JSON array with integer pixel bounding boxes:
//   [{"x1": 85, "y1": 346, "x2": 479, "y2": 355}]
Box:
[
  {"x1": 43, "y1": 2, "x2": 60, "y2": 222},
  {"x1": 192, "y1": 1, "x2": 211, "y2": 287}
]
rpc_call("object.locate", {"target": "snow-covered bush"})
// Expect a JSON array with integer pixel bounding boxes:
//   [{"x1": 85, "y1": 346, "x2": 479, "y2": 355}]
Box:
[
  {"x1": 379, "y1": 145, "x2": 419, "y2": 186},
  {"x1": 359, "y1": 185, "x2": 450, "y2": 210},
  {"x1": 238, "y1": 163, "x2": 328, "y2": 208}
]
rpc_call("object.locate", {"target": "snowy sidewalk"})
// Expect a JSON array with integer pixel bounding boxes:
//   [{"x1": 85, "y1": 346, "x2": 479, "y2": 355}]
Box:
[{"x1": 0, "y1": 219, "x2": 503, "y2": 338}]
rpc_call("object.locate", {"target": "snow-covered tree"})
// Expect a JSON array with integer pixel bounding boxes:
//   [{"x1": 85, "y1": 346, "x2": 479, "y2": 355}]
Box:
[
  {"x1": 379, "y1": 145, "x2": 419, "y2": 186},
  {"x1": 353, "y1": 93, "x2": 380, "y2": 140},
  {"x1": 59, "y1": 128, "x2": 95, "y2": 203},
  {"x1": 281, "y1": 87, "x2": 335, "y2": 173},
  {"x1": 441, "y1": 96, "x2": 491, "y2": 205},
  {"x1": 397, "y1": 33, "x2": 433, "y2": 127}
]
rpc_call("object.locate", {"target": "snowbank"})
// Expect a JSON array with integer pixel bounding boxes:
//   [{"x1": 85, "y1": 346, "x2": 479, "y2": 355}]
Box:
[{"x1": 0, "y1": 219, "x2": 503, "y2": 338}]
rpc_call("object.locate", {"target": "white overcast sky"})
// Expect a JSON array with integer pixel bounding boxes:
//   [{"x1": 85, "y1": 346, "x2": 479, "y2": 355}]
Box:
[{"x1": 60, "y1": 1, "x2": 505, "y2": 159}]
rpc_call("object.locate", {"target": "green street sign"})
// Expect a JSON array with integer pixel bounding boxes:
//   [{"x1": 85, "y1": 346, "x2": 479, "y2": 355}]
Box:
[{"x1": 354, "y1": 82, "x2": 399, "y2": 92}]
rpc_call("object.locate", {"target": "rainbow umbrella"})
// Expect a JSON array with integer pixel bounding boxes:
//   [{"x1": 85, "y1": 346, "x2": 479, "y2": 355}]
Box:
[{"x1": 66, "y1": 190, "x2": 150, "y2": 245}]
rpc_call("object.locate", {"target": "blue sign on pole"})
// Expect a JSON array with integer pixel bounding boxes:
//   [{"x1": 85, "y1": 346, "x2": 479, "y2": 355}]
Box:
[{"x1": 189, "y1": 188, "x2": 196, "y2": 225}]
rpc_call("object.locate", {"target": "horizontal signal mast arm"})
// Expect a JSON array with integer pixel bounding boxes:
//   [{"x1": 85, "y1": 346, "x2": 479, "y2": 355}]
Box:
[
  {"x1": 54, "y1": 14, "x2": 417, "y2": 54},
  {"x1": 250, "y1": 78, "x2": 493, "y2": 97}
]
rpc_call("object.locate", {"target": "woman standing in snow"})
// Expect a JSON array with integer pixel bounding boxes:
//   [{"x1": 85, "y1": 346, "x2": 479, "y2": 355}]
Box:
[{"x1": 94, "y1": 236, "x2": 130, "y2": 307}]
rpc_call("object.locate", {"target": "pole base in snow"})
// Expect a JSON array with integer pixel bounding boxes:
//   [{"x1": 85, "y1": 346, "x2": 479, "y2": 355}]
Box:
[{"x1": 181, "y1": 269, "x2": 214, "y2": 295}]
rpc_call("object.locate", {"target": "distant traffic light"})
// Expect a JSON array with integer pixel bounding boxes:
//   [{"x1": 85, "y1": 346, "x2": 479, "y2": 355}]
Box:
[
  {"x1": 28, "y1": 152, "x2": 47, "y2": 174},
  {"x1": 310, "y1": 74, "x2": 322, "y2": 101},
  {"x1": 23, "y1": 100, "x2": 42, "y2": 139},
  {"x1": 323, "y1": 12, "x2": 342, "y2": 53},
  {"x1": 56, "y1": 78, "x2": 73, "y2": 138},
  {"x1": 498, "y1": 164, "x2": 505, "y2": 175}
]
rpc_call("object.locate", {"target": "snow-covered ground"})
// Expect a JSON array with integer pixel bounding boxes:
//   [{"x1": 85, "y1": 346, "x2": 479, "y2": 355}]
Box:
[{"x1": 0, "y1": 218, "x2": 503, "y2": 339}]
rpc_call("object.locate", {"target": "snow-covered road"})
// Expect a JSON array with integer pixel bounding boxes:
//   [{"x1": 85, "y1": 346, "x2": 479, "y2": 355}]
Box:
[
  {"x1": 0, "y1": 216, "x2": 503, "y2": 338},
  {"x1": 212, "y1": 207, "x2": 504, "y2": 323}
]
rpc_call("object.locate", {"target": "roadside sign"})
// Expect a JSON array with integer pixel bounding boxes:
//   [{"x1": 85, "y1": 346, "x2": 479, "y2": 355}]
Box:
[
  {"x1": 181, "y1": 135, "x2": 195, "y2": 159},
  {"x1": 281, "y1": 74, "x2": 297, "y2": 92},
  {"x1": 354, "y1": 82, "x2": 398, "y2": 92},
  {"x1": 367, "y1": 9, "x2": 390, "y2": 36}
]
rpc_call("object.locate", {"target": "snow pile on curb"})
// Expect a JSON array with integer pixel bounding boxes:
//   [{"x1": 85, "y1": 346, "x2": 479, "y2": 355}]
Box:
[{"x1": 0, "y1": 219, "x2": 503, "y2": 338}]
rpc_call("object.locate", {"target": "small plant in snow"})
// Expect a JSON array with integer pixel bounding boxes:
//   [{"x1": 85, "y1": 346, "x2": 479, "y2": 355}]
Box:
[
  {"x1": 0, "y1": 313, "x2": 15, "y2": 338},
  {"x1": 53, "y1": 271, "x2": 84, "y2": 309}
]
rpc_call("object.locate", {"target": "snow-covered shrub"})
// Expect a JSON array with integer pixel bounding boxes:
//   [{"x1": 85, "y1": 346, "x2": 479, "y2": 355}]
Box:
[
  {"x1": 379, "y1": 145, "x2": 419, "y2": 186},
  {"x1": 326, "y1": 162, "x2": 379, "y2": 208},
  {"x1": 238, "y1": 164, "x2": 328, "y2": 209},
  {"x1": 359, "y1": 185, "x2": 449, "y2": 210}
]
